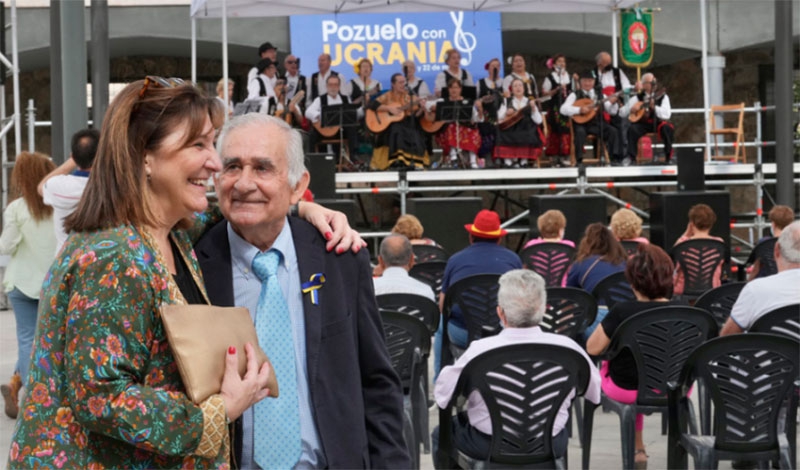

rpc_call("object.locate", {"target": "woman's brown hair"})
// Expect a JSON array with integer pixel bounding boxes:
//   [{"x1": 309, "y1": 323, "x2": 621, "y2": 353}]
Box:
[
  {"x1": 625, "y1": 244, "x2": 674, "y2": 299},
  {"x1": 65, "y1": 79, "x2": 223, "y2": 232},
  {"x1": 10, "y1": 152, "x2": 55, "y2": 221},
  {"x1": 575, "y1": 222, "x2": 627, "y2": 264},
  {"x1": 537, "y1": 210, "x2": 566, "y2": 239}
]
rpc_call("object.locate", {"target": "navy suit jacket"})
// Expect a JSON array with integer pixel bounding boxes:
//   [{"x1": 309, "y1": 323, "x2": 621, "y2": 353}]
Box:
[{"x1": 195, "y1": 217, "x2": 409, "y2": 469}]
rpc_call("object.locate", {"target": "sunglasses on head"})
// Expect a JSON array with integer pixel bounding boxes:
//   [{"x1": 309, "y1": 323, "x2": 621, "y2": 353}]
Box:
[{"x1": 139, "y1": 76, "x2": 186, "y2": 99}]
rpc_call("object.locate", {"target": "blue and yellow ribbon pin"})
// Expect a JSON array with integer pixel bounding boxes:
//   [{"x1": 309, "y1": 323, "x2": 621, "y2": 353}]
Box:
[{"x1": 301, "y1": 273, "x2": 326, "y2": 305}]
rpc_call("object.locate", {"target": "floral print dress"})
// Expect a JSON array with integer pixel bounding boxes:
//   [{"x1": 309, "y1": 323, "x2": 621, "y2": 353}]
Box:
[{"x1": 8, "y1": 218, "x2": 230, "y2": 469}]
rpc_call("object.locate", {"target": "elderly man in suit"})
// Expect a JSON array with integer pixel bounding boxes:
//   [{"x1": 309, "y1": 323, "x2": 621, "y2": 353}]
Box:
[{"x1": 195, "y1": 113, "x2": 409, "y2": 469}]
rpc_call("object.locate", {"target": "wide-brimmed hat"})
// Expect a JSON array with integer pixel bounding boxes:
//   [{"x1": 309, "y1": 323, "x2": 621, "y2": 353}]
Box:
[
  {"x1": 258, "y1": 42, "x2": 277, "y2": 54},
  {"x1": 464, "y1": 210, "x2": 507, "y2": 238}
]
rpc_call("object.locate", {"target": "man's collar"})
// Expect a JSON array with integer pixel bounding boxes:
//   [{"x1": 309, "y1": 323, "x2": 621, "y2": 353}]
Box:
[{"x1": 72, "y1": 169, "x2": 90, "y2": 177}]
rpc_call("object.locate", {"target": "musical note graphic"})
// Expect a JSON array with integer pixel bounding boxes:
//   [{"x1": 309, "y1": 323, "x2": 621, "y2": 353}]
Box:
[{"x1": 450, "y1": 11, "x2": 476, "y2": 66}]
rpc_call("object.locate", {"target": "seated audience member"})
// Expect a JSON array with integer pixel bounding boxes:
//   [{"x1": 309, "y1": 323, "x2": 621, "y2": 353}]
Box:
[
  {"x1": 610, "y1": 208, "x2": 649, "y2": 245},
  {"x1": 392, "y1": 214, "x2": 439, "y2": 247},
  {"x1": 373, "y1": 234, "x2": 436, "y2": 301},
  {"x1": 523, "y1": 209, "x2": 575, "y2": 249},
  {"x1": 672, "y1": 203, "x2": 724, "y2": 297},
  {"x1": 567, "y1": 223, "x2": 627, "y2": 337},
  {"x1": 435, "y1": 210, "x2": 522, "y2": 377},
  {"x1": 749, "y1": 205, "x2": 796, "y2": 280},
  {"x1": 720, "y1": 220, "x2": 800, "y2": 336},
  {"x1": 433, "y1": 269, "x2": 601, "y2": 463},
  {"x1": 586, "y1": 244, "x2": 680, "y2": 470}
]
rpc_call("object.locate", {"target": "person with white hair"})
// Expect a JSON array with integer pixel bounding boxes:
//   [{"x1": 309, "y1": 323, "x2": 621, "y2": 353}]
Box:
[
  {"x1": 721, "y1": 220, "x2": 800, "y2": 335},
  {"x1": 432, "y1": 269, "x2": 601, "y2": 463},
  {"x1": 620, "y1": 72, "x2": 675, "y2": 165}
]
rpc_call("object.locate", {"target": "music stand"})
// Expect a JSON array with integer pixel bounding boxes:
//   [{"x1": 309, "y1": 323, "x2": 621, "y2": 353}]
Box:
[
  {"x1": 321, "y1": 103, "x2": 360, "y2": 169},
  {"x1": 233, "y1": 99, "x2": 264, "y2": 116},
  {"x1": 435, "y1": 100, "x2": 474, "y2": 168}
]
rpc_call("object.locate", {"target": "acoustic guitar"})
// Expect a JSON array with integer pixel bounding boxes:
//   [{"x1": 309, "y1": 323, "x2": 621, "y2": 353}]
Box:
[
  {"x1": 282, "y1": 90, "x2": 305, "y2": 126},
  {"x1": 365, "y1": 98, "x2": 422, "y2": 134},
  {"x1": 498, "y1": 96, "x2": 547, "y2": 131},
  {"x1": 571, "y1": 90, "x2": 625, "y2": 125},
  {"x1": 628, "y1": 89, "x2": 667, "y2": 123}
]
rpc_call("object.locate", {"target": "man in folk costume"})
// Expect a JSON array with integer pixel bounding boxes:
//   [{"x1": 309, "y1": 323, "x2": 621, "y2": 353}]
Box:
[
  {"x1": 620, "y1": 73, "x2": 675, "y2": 164},
  {"x1": 595, "y1": 51, "x2": 633, "y2": 158},
  {"x1": 560, "y1": 70, "x2": 622, "y2": 165},
  {"x1": 307, "y1": 53, "x2": 348, "y2": 107}
]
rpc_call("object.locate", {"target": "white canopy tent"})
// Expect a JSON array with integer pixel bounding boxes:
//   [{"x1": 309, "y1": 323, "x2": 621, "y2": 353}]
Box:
[{"x1": 189, "y1": 0, "x2": 712, "y2": 154}]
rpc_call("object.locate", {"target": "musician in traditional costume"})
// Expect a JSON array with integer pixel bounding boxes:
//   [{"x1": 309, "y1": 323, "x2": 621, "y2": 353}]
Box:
[
  {"x1": 434, "y1": 49, "x2": 474, "y2": 97},
  {"x1": 502, "y1": 54, "x2": 538, "y2": 99},
  {"x1": 541, "y1": 54, "x2": 577, "y2": 166},
  {"x1": 560, "y1": 70, "x2": 622, "y2": 165},
  {"x1": 427, "y1": 78, "x2": 483, "y2": 168},
  {"x1": 368, "y1": 73, "x2": 430, "y2": 170},
  {"x1": 494, "y1": 78, "x2": 544, "y2": 168},
  {"x1": 595, "y1": 51, "x2": 633, "y2": 157},
  {"x1": 620, "y1": 73, "x2": 675, "y2": 164},
  {"x1": 266, "y1": 78, "x2": 304, "y2": 128},
  {"x1": 476, "y1": 58, "x2": 503, "y2": 161},
  {"x1": 307, "y1": 53, "x2": 348, "y2": 107},
  {"x1": 403, "y1": 60, "x2": 431, "y2": 97},
  {"x1": 305, "y1": 74, "x2": 360, "y2": 162},
  {"x1": 246, "y1": 58, "x2": 278, "y2": 100},
  {"x1": 283, "y1": 54, "x2": 307, "y2": 113}
]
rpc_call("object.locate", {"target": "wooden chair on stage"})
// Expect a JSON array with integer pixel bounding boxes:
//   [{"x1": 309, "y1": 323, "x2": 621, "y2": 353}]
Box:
[
  {"x1": 708, "y1": 103, "x2": 746, "y2": 163},
  {"x1": 569, "y1": 120, "x2": 608, "y2": 167}
]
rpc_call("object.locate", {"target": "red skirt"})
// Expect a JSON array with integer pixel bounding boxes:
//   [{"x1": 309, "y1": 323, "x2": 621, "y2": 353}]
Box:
[
  {"x1": 436, "y1": 123, "x2": 482, "y2": 154},
  {"x1": 493, "y1": 145, "x2": 542, "y2": 160}
]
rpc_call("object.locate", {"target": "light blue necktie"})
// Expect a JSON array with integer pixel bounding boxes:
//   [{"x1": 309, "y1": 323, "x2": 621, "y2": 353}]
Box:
[{"x1": 252, "y1": 250, "x2": 301, "y2": 469}]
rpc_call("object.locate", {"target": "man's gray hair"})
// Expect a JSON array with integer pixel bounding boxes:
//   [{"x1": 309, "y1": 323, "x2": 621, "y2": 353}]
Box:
[
  {"x1": 216, "y1": 113, "x2": 306, "y2": 187},
  {"x1": 497, "y1": 269, "x2": 547, "y2": 328},
  {"x1": 777, "y1": 220, "x2": 800, "y2": 264},
  {"x1": 380, "y1": 234, "x2": 413, "y2": 267}
]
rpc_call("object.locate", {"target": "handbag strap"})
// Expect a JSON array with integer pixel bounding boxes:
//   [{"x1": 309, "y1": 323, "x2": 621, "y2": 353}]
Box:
[{"x1": 580, "y1": 257, "x2": 603, "y2": 287}]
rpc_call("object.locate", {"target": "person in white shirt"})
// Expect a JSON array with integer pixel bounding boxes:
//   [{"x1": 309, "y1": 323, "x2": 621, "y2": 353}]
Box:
[
  {"x1": 403, "y1": 60, "x2": 431, "y2": 98},
  {"x1": 493, "y1": 78, "x2": 543, "y2": 168},
  {"x1": 595, "y1": 51, "x2": 632, "y2": 159},
  {"x1": 720, "y1": 220, "x2": 800, "y2": 336},
  {"x1": 305, "y1": 74, "x2": 359, "y2": 160},
  {"x1": 559, "y1": 70, "x2": 623, "y2": 165},
  {"x1": 37, "y1": 128, "x2": 99, "y2": 253},
  {"x1": 434, "y1": 49, "x2": 474, "y2": 97},
  {"x1": 215, "y1": 78, "x2": 235, "y2": 118},
  {"x1": 502, "y1": 54, "x2": 538, "y2": 99},
  {"x1": 283, "y1": 54, "x2": 307, "y2": 108},
  {"x1": 308, "y1": 53, "x2": 349, "y2": 107},
  {"x1": 247, "y1": 58, "x2": 278, "y2": 101},
  {"x1": 433, "y1": 269, "x2": 601, "y2": 462},
  {"x1": 541, "y1": 54, "x2": 578, "y2": 166},
  {"x1": 619, "y1": 73, "x2": 675, "y2": 164},
  {"x1": 246, "y1": 41, "x2": 277, "y2": 84},
  {"x1": 373, "y1": 234, "x2": 436, "y2": 301}
]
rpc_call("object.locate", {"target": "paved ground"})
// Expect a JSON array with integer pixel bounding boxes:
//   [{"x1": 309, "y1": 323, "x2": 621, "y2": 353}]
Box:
[{"x1": 0, "y1": 308, "x2": 789, "y2": 469}]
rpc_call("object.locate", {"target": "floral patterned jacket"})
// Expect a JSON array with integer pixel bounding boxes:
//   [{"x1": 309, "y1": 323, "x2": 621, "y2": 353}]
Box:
[{"x1": 8, "y1": 219, "x2": 230, "y2": 469}]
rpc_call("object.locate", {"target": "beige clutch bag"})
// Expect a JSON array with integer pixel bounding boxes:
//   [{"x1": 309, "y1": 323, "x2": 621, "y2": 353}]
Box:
[{"x1": 160, "y1": 304, "x2": 279, "y2": 404}]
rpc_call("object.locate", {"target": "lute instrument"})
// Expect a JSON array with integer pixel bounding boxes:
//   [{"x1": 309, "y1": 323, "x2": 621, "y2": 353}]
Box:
[
  {"x1": 628, "y1": 89, "x2": 667, "y2": 123},
  {"x1": 571, "y1": 89, "x2": 626, "y2": 125}
]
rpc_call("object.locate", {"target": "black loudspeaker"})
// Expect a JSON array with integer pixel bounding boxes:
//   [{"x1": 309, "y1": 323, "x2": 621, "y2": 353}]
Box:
[
  {"x1": 676, "y1": 147, "x2": 705, "y2": 191},
  {"x1": 316, "y1": 199, "x2": 356, "y2": 224},
  {"x1": 407, "y1": 197, "x2": 483, "y2": 254},
  {"x1": 305, "y1": 153, "x2": 337, "y2": 200},
  {"x1": 649, "y1": 191, "x2": 730, "y2": 253},
  {"x1": 529, "y1": 194, "x2": 607, "y2": 245}
]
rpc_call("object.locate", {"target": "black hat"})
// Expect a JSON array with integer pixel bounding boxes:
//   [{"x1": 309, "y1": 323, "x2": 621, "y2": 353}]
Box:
[
  {"x1": 579, "y1": 69, "x2": 595, "y2": 80},
  {"x1": 256, "y1": 58, "x2": 275, "y2": 73},
  {"x1": 258, "y1": 42, "x2": 277, "y2": 55}
]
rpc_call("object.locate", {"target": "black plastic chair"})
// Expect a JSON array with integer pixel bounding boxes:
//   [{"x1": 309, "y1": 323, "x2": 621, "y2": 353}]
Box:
[
  {"x1": 750, "y1": 304, "x2": 800, "y2": 341},
  {"x1": 582, "y1": 306, "x2": 717, "y2": 470},
  {"x1": 694, "y1": 282, "x2": 746, "y2": 330},
  {"x1": 381, "y1": 310, "x2": 432, "y2": 468},
  {"x1": 441, "y1": 274, "x2": 501, "y2": 368},
  {"x1": 620, "y1": 240, "x2": 643, "y2": 257},
  {"x1": 413, "y1": 244, "x2": 449, "y2": 264},
  {"x1": 670, "y1": 239, "x2": 727, "y2": 298},
  {"x1": 409, "y1": 261, "x2": 447, "y2": 297},
  {"x1": 590, "y1": 271, "x2": 635, "y2": 310},
  {"x1": 745, "y1": 237, "x2": 778, "y2": 279},
  {"x1": 376, "y1": 293, "x2": 440, "y2": 335},
  {"x1": 667, "y1": 334, "x2": 799, "y2": 469},
  {"x1": 519, "y1": 242, "x2": 576, "y2": 287},
  {"x1": 542, "y1": 287, "x2": 598, "y2": 341},
  {"x1": 437, "y1": 343, "x2": 593, "y2": 469}
]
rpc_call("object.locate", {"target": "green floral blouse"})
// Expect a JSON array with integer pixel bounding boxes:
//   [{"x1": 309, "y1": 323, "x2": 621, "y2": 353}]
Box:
[{"x1": 7, "y1": 215, "x2": 229, "y2": 469}]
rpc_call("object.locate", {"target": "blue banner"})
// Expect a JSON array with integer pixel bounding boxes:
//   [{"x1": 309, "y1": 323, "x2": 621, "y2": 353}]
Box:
[{"x1": 289, "y1": 11, "x2": 502, "y2": 93}]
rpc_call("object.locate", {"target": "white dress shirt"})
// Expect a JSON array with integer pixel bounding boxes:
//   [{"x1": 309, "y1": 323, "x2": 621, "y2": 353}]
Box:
[
  {"x1": 435, "y1": 326, "x2": 601, "y2": 436},
  {"x1": 373, "y1": 266, "x2": 436, "y2": 301},
  {"x1": 407, "y1": 77, "x2": 431, "y2": 98},
  {"x1": 597, "y1": 67, "x2": 632, "y2": 92},
  {"x1": 559, "y1": 89, "x2": 619, "y2": 117},
  {"x1": 502, "y1": 72, "x2": 538, "y2": 96},
  {"x1": 309, "y1": 70, "x2": 350, "y2": 107},
  {"x1": 434, "y1": 68, "x2": 475, "y2": 95},
  {"x1": 497, "y1": 96, "x2": 543, "y2": 124},
  {"x1": 620, "y1": 93, "x2": 672, "y2": 121},
  {"x1": 304, "y1": 93, "x2": 363, "y2": 123},
  {"x1": 285, "y1": 71, "x2": 302, "y2": 100},
  {"x1": 247, "y1": 74, "x2": 276, "y2": 101}
]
